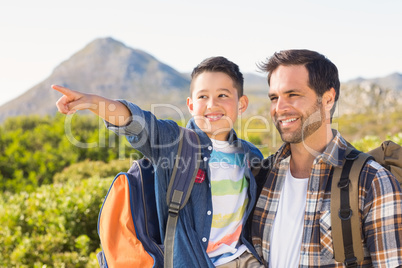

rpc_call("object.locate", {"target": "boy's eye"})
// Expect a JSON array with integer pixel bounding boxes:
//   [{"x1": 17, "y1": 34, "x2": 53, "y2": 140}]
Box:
[
  {"x1": 219, "y1": 94, "x2": 228, "y2": 98},
  {"x1": 198, "y1": 95, "x2": 207, "y2": 99}
]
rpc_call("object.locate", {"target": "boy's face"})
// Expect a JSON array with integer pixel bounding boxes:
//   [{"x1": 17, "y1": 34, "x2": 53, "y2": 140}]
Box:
[{"x1": 187, "y1": 71, "x2": 248, "y2": 141}]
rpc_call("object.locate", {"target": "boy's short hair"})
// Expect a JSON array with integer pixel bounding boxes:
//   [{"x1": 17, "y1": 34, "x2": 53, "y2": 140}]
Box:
[{"x1": 190, "y1": 56, "x2": 244, "y2": 97}]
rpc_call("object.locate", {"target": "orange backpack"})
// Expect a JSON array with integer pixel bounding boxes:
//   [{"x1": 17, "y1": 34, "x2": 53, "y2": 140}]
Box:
[{"x1": 97, "y1": 128, "x2": 200, "y2": 267}]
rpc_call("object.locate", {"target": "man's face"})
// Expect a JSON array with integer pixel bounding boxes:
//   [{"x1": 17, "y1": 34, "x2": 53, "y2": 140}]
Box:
[
  {"x1": 268, "y1": 65, "x2": 326, "y2": 144},
  {"x1": 187, "y1": 71, "x2": 248, "y2": 141}
]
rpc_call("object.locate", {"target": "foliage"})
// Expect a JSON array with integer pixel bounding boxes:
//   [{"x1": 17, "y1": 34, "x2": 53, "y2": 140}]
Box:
[
  {"x1": 54, "y1": 159, "x2": 133, "y2": 184},
  {"x1": 1, "y1": 111, "x2": 401, "y2": 266},
  {"x1": 351, "y1": 135, "x2": 382, "y2": 152},
  {"x1": 334, "y1": 109, "x2": 402, "y2": 141},
  {"x1": 351, "y1": 133, "x2": 402, "y2": 152},
  {"x1": 0, "y1": 114, "x2": 135, "y2": 193},
  {"x1": 0, "y1": 175, "x2": 112, "y2": 267}
]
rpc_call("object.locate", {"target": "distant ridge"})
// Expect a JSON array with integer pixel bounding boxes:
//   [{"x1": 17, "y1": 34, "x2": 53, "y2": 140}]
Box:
[
  {"x1": 347, "y1": 72, "x2": 402, "y2": 92},
  {"x1": 0, "y1": 37, "x2": 401, "y2": 122}
]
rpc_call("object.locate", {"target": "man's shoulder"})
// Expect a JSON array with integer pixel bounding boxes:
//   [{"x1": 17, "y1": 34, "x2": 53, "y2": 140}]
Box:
[{"x1": 360, "y1": 158, "x2": 401, "y2": 191}]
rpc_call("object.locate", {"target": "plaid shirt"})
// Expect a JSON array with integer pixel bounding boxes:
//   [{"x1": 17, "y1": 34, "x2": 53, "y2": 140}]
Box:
[{"x1": 252, "y1": 131, "x2": 402, "y2": 267}]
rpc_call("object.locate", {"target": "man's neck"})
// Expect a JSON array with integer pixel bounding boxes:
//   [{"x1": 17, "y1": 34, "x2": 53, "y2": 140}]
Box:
[{"x1": 288, "y1": 128, "x2": 335, "y2": 178}]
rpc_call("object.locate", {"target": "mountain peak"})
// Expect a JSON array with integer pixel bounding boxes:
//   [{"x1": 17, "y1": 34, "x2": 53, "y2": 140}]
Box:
[
  {"x1": 92, "y1": 36, "x2": 126, "y2": 45},
  {"x1": 0, "y1": 37, "x2": 190, "y2": 122},
  {"x1": 80, "y1": 37, "x2": 133, "y2": 56}
]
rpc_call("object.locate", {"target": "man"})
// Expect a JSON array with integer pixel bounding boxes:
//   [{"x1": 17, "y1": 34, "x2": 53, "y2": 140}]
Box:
[{"x1": 251, "y1": 49, "x2": 402, "y2": 267}]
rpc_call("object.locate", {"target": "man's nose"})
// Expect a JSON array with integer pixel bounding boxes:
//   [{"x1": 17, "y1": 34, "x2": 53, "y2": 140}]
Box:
[{"x1": 275, "y1": 97, "x2": 290, "y2": 113}]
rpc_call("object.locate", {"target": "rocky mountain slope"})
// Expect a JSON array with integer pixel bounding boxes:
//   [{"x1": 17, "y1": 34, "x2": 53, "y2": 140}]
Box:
[
  {"x1": 0, "y1": 37, "x2": 401, "y2": 122},
  {"x1": 0, "y1": 38, "x2": 191, "y2": 122}
]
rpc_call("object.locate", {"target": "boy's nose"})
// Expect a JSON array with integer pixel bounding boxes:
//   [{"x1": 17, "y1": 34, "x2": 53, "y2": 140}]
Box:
[{"x1": 207, "y1": 97, "x2": 217, "y2": 108}]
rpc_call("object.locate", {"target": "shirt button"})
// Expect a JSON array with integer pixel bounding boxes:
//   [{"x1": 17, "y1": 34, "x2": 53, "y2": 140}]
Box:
[
  {"x1": 203, "y1": 157, "x2": 208, "y2": 161},
  {"x1": 207, "y1": 210, "x2": 212, "y2": 215},
  {"x1": 208, "y1": 146, "x2": 212, "y2": 151},
  {"x1": 202, "y1": 237, "x2": 207, "y2": 242}
]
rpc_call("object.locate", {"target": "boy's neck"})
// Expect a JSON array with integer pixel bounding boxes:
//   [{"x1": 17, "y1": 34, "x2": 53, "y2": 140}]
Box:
[{"x1": 207, "y1": 131, "x2": 230, "y2": 141}]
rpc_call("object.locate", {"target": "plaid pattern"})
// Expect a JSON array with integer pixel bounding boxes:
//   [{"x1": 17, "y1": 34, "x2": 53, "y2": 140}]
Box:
[
  {"x1": 195, "y1": 169, "x2": 206, "y2": 183},
  {"x1": 252, "y1": 131, "x2": 402, "y2": 267}
]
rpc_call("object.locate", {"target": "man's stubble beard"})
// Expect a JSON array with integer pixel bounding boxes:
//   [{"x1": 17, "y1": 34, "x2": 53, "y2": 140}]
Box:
[{"x1": 275, "y1": 99, "x2": 325, "y2": 144}]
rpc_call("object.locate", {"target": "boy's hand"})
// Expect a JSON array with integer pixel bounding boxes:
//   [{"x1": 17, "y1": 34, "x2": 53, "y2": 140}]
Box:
[
  {"x1": 52, "y1": 84, "x2": 132, "y2": 126},
  {"x1": 52, "y1": 85, "x2": 96, "y2": 114}
]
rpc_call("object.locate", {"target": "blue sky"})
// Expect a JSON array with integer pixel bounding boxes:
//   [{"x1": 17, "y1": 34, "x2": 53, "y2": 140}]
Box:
[{"x1": 0, "y1": 0, "x2": 401, "y2": 106}]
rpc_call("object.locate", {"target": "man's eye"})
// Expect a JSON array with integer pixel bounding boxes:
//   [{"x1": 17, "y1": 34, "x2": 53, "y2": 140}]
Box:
[
  {"x1": 269, "y1": 96, "x2": 278, "y2": 101},
  {"x1": 219, "y1": 94, "x2": 228, "y2": 98}
]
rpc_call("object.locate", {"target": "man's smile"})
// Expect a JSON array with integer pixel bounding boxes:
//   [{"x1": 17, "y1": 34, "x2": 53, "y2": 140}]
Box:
[{"x1": 277, "y1": 117, "x2": 299, "y2": 127}]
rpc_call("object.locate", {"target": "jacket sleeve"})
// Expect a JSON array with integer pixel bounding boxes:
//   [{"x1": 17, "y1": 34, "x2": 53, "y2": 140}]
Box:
[{"x1": 104, "y1": 99, "x2": 180, "y2": 161}]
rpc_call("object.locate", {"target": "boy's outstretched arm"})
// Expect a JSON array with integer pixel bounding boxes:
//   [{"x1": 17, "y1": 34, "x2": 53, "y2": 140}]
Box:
[{"x1": 52, "y1": 84, "x2": 132, "y2": 126}]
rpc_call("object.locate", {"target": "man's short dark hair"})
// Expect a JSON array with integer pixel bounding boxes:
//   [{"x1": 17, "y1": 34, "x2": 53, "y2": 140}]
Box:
[{"x1": 259, "y1": 49, "x2": 340, "y2": 117}]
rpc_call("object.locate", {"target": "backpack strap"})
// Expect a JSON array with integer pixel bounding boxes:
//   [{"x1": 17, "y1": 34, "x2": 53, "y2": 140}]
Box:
[
  {"x1": 164, "y1": 127, "x2": 201, "y2": 268},
  {"x1": 331, "y1": 145, "x2": 372, "y2": 267}
]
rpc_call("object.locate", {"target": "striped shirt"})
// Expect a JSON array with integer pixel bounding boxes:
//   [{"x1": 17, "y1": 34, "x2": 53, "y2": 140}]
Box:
[
  {"x1": 252, "y1": 131, "x2": 402, "y2": 267},
  {"x1": 207, "y1": 139, "x2": 249, "y2": 265}
]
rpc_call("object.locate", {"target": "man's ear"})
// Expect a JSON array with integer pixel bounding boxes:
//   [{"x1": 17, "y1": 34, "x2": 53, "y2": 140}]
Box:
[
  {"x1": 186, "y1": 97, "x2": 194, "y2": 115},
  {"x1": 238, "y1": 95, "x2": 249, "y2": 115},
  {"x1": 323, "y1": 88, "x2": 336, "y2": 112}
]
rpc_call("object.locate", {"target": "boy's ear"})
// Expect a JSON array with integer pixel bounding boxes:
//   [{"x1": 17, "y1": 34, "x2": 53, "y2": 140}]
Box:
[
  {"x1": 186, "y1": 97, "x2": 194, "y2": 114},
  {"x1": 238, "y1": 95, "x2": 249, "y2": 115}
]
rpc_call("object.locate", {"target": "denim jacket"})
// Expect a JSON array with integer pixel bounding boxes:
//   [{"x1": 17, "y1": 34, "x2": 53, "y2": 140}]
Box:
[{"x1": 105, "y1": 100, "x2": 263, "y2": 267}]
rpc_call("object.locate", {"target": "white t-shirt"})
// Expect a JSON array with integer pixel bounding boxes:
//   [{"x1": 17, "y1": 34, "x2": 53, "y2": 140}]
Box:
[
  {"x1": 207, "y1": 138, "x2": 249, "y2": 266},
  {"x1": 269, "y1": 165, "x2": 308, "y2": 268}
]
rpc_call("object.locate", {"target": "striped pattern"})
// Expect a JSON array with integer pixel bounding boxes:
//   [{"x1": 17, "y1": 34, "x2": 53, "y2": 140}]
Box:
[
  {"x1": 206, "y1": 142, "x2": 248, "y2": 261},
  {"x1": 252, "y1": 131, "x2": 402, "y2": 267}
]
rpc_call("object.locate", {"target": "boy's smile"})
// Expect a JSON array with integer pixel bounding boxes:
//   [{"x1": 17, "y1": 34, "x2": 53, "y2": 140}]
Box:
[
  {"x1": 204, "y1": 112, "x2": 224, "y2": 122},
  {"x1": 187, "y1": 71, "x2": 248, "y2": 141}
]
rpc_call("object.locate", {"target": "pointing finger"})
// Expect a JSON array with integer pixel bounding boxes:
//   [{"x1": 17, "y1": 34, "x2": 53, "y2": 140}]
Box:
[{"x1": 51, "y1": 84, "x2": 74, "y2": 96}]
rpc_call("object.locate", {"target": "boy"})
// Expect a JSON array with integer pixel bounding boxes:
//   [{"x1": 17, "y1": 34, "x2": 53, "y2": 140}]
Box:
[{"x1": 53, "y1": 56, "x2": 264, "y2": 267}]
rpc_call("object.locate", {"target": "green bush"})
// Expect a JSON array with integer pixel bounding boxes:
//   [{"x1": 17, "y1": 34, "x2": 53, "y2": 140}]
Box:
[
  {"x1": 1, "y1": 112, "x2": 401, "y2": 266},
  {"x1": 0, "y1": 176, "x2": 112, "y2": 267},
  {"x1": 53, "y1": 159, "x2": 134, "y2": 184},
  {"x1": 351, "y1": 133, "x2": 402, "y2": 152},
  {"x1": 351, "y1": 135, "x2": 382, "y2": 152},
  {"x1": 0, "y1": 114, "x2": 135, "y2": 193}
]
